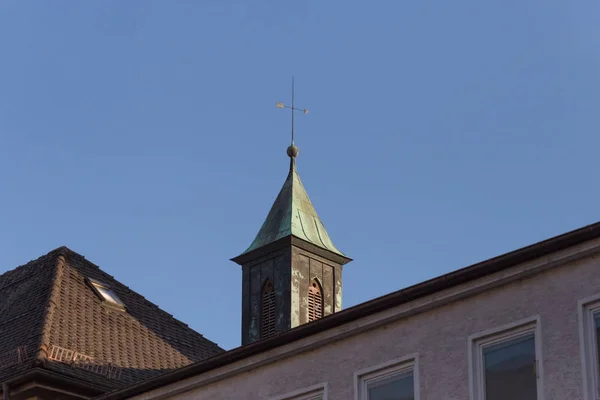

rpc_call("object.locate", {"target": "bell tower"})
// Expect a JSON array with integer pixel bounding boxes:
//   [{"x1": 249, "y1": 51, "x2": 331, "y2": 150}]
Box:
[{"x1": 232, "y1": 143, "x2": 351, "y2": 345}]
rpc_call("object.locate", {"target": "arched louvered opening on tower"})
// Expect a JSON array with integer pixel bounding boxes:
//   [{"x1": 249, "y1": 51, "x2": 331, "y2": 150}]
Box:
[
  {"x1": 261, "y1": 280, "x2": 276, "y2": 339},
  {"x1": 308, "y1": 279, "x2": 324, "y2": 322}
]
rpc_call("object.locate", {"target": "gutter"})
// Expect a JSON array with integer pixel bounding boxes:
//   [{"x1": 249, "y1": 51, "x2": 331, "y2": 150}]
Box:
[{"x1": 97, "y1": 221, "x2": 600, "y2": 400}]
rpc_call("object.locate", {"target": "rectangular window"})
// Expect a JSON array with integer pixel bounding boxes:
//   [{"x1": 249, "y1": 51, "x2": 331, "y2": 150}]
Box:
[
  {"x1": 483, "y1": 333, "x2": 537, "y2": 400},
  {"x1": 270, "y1": 383, "x2": 326, "y2": 400},
  {"x1": 579, "y1": 295, "x2": 600, "y2": 400},
  {"x1": 470, "y1": 317, "x2": 542, "y2": 400},
  {"x1": 288, "y1": 393, "x2": 322, "y2": 400},
  {"x1": 355, "y1": 355, "x2": 418, "y2": 400}
]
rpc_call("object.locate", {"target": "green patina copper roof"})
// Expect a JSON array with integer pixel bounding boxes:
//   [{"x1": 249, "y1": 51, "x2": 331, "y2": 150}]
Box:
[{"x1": 240, "y1": 156, "x2": 346, "y2": 258}]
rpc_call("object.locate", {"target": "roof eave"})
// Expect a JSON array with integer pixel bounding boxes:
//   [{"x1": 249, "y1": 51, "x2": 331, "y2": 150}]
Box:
[
  {"x1": 231, "y1": 235, "x2": 352, "y2": 266},
  {"x1": 1, "y1": 367, "x2": 112, "y2": 395}
]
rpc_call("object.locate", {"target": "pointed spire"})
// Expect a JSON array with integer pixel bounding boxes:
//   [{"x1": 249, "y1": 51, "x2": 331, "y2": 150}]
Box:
[{"x1": 235, "y1": 145, "x2": 348, "y2": 260}]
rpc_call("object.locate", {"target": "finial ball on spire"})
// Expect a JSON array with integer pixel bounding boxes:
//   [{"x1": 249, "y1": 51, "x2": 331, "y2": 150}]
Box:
[{"x1": 287, "y1": 145, "x2": 299, "y2": 158}]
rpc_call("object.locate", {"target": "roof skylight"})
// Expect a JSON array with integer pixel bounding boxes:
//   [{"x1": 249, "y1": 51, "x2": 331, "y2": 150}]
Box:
[{"x1": 88, "y1": 278, "x2": 125, "y2": 308}]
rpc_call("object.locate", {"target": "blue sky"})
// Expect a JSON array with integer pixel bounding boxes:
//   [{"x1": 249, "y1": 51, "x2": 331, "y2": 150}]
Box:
[{"x1": 0, "y1": 1, "x2": 598, "y2": 350}]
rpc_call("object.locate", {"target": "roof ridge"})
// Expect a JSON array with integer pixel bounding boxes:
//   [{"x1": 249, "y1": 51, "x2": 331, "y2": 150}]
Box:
[
  {"x1": 32, "y1": 253, "x2": 66, "y2": 368},
  {"x1": 60, "y1": 249, "x2": 225, "y2": 352}
]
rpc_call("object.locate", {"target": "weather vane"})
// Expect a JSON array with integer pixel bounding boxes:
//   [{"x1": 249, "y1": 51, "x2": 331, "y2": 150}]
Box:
[{"x1": 276, "y1": 77, "x2": 308, "y2": 146}]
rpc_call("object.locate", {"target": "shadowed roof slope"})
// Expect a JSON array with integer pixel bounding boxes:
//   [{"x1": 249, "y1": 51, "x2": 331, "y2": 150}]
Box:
[{"x1": 0, "y1": 247, "x2": 224, "y2": 390}]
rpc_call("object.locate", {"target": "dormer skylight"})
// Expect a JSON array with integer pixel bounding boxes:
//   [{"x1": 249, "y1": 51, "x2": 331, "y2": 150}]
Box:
[{"x1": 87, "y1": 278, "x2": 125, "y2": 308}]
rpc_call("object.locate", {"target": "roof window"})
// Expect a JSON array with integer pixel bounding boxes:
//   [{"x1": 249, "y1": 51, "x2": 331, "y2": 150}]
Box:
[{"x1": 87, "y1": 278, "x2": 125, "y2": 308}]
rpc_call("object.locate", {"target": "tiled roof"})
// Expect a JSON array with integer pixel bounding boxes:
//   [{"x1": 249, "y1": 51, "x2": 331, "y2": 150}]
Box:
[{"x1": 0, "y1": 247, "x2": 224, "y2": 389}]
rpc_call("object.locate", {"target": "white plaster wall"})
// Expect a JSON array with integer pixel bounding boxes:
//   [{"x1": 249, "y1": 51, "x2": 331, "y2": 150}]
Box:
[{"x1": 136, "y1": 245, "x2": 600, "y2": 400}]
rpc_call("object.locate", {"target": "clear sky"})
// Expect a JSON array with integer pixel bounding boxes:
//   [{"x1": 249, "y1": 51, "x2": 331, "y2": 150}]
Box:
[{"x1": 1, "y1": 1, "x2": 598, "y2": 351}]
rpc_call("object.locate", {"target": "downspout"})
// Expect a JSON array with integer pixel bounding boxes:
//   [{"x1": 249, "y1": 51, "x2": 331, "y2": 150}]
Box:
[{"x1": 2, "y1": 383, "x2": 10, "y2": 400}]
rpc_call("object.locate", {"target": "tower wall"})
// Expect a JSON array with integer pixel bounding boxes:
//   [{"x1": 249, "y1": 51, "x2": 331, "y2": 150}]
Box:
[
  {"x1": 240, "y1": 244, "x2": 344, "y2": 345},
  {"x1": 241, "y1": 248, "x2": 291, "y2": 345},
  {"x1": 290, "y1": 246, "x2": 342, "y2": 328}
]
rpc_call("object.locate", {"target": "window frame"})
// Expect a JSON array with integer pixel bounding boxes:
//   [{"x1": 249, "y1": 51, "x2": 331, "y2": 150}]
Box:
[
  {"x1": 354, "y1": 353, "x2": 419, "y2": 400},
  {"x1": 578, "y1": 293, "x2": 600, "y2": 400},
  {"x1": 468, "y1": 315, "x2": 544, "y2": 400},
  {"x1": 87, "y1": 277, "x2": 125, "y2": 309},
  {"x1": 269, "y1": 382, "x2": 327, "y2": 400}
]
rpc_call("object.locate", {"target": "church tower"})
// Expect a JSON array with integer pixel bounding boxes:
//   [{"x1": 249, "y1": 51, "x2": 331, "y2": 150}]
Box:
[{"x1": 232, "y1": 144, "x2": 351, "y2": 345}]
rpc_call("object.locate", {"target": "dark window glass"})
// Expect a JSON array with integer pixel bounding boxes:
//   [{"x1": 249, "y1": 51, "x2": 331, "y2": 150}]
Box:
[
  {"x1": 483, "y1": 334, "x2": 537, "y2": 400},
  {"x1": 595, "y1": 313, "x2": 600, "y2": 384},
  {"x1": 367, "y1": 372, "x2": 414, "y2": 400}
]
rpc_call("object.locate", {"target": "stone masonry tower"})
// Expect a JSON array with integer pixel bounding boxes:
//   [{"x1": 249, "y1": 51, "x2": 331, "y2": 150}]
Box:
[{"x1": 232, "y1": 144, "x2": 351, "y2": 345}]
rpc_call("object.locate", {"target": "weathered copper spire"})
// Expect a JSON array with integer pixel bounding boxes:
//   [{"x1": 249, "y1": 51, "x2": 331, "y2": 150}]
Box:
[{"x1": 235, "y1": 145, "x2": 348, "y2": 260}]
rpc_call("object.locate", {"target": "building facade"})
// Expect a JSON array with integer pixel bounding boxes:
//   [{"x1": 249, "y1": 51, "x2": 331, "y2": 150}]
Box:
[{"x1": 99, "y1": 223, "x2": 600, "y2": 400}]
